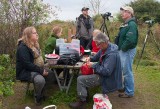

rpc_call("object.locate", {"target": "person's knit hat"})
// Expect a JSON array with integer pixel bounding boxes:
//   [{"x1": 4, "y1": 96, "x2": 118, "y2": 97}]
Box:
[{"x1": 120, "y1": 6, "x2": 134, "y2": 16}]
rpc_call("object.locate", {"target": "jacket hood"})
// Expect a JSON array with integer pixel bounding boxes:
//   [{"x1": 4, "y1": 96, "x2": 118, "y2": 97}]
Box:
[
  {"x1": 18, "y1": 40, "x2": 23, "y2": 46},
  {"x1": 103, "y1": 43, "x2": 118, "y2": 55},
  {"x1": 78, "y1": 14, "x2": 91, "y2": 20},
  {"x1": 125, "y1": 17, "x2": 136, "y2": 24},
  {"x1": 51, "y1": 34, "x2": 59, "y2": 39},
  {"x1": 18, "y1": 40, "x2": 27, "y2": 47}
]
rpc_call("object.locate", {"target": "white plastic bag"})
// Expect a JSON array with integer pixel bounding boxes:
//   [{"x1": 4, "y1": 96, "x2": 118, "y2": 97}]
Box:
[
  {"x1": 43, "y1": 105, "x2": 57, "y2": 109},
  {"x1": 93, "y1": 94, "x2": 112, "y2": 109},
  {"x1": 25, "y1": 106, "x2": 31, "y2": 109}
]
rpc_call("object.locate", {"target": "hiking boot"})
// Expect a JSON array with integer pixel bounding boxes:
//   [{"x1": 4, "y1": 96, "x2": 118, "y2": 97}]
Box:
[
  {"x1": 35, "y1": 97, "x2": 41, "y2": 106},
  {"x1": 69, "y1": 100, "x2": 87, "y2": 109},
  {"x1": 118, "y1": 88, "x2": 125, "y2": 93},
  {"x1": 118, "y1": 93, "x2": 133, "y2": 98},
  {"x1": 35, "y1": 96, "x2": 43, "y2": 106}
]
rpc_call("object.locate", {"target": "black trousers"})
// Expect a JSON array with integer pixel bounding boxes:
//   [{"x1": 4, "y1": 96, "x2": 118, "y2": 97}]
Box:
[{"x1": 79, "y1": 37, "x2": 90, "y2": 49}]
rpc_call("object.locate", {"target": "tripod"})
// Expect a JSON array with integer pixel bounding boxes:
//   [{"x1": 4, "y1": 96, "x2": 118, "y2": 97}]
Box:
[
  {"x1": 100, "y1": 16, "x2": 110, "y2": 39},
  {"x1": 136, "y1": 24, "x2": 160, "y2": 69}
]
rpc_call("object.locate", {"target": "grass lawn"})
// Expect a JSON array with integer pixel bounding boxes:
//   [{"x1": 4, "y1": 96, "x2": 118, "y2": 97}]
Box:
[{"x1": 2, "y1": 63, "x2": 160, "y2": 109}]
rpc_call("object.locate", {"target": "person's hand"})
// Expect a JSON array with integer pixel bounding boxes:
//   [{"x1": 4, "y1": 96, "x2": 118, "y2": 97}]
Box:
[
  {"x1": 87, "y1": 62, "x2": 93, "y2": 68},
  {"x1": 64, "y1": 39, "x2": 67, "y2": 43},
  {"x1": 91, "y1": 52, "x2": 96, "y2": 56},
  {"x1": 85, "y1": 57, "x2": 90, "y2": 63},
  {"x1": 43, "y1": 69, "x2": 48, "y2": 76}
]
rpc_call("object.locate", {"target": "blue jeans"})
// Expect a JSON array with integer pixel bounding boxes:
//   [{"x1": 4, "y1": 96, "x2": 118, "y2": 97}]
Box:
[{"x1": 119, "y1": 48, "x2": 136, "y2": 96}]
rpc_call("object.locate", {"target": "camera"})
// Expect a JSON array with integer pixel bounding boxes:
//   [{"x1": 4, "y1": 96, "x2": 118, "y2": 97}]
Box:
[
  {"x1": 101, "y1": 12, "x2": 111, "y2": 19},
  {"x1": 145, "y1": 20, "x2": 154, "y2": 26}
]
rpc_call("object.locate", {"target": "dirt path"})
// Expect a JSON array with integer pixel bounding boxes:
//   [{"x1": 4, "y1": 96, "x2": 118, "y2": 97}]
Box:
[
  {"x1": 1, "y1": 82, "x2": 146, "y2": 109},
  {"x1": 2, "y1": 82, "x2": 60, "y2": 109}
]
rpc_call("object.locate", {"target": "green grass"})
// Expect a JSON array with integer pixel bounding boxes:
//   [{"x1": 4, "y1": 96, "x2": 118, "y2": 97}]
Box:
[
  {"x1": 47, "y1": 62, "x2": 160, "y2": 109},
  {"x1": 48, "y1": 77, "x2": 101, "y2": 108},
  {"x1": 133, "y1": 65, "x2": 160, "y2": 109},
  {"x1": 3, "y1": 60, "x2": 160, "y2": 109}
]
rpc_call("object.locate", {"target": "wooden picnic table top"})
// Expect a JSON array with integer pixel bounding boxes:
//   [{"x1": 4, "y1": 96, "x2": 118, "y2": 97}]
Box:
[{"x1": 47, "y1": 62, "x2": 84, "y2": 69}]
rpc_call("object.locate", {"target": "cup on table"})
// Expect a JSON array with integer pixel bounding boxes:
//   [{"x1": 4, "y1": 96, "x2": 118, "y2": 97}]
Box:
[{"x1": 84, "y1": 49, "x2": 91, "y2": 56}]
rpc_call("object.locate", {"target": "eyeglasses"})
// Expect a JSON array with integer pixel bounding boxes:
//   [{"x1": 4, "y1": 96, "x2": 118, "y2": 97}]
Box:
[
  {"x1": 95, "y1": 42, "x2": 101, "y2": 46},
  {"x1": 121, "y1": 10, "x2": 130, "y2": 14},
  {"x1": 32, "y1": 32, "x2": 37, "y2": 34}
]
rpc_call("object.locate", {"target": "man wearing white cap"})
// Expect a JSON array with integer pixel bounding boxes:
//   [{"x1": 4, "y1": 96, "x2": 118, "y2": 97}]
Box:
[{"x1": 115, "y1": 6, "x2": 138, "y2": 98}]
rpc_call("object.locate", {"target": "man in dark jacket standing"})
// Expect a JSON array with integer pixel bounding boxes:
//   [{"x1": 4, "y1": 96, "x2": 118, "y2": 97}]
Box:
[
  {"x1": 69, "y1": 32, "x2": 122, "y2": 109},
  {"x1": 116, "y1": 6, "x2": 138, "y2": 98},
  {"x1": 76, "y1": 7, "x2": 94, "y2": 49}
]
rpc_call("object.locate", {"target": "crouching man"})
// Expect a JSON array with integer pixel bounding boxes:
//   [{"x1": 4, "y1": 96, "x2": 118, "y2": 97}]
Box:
[{"x1": 69, "y1": 32, "x2": 123, "y2": 109}]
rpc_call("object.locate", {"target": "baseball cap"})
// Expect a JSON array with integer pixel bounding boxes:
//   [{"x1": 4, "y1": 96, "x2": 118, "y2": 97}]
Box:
[
  {"x1": 81, "y1": 7, "x2": 89, "y2": 11},
  {"x1": 120, "y1": 6, "x2": 134, "y2": 16}
]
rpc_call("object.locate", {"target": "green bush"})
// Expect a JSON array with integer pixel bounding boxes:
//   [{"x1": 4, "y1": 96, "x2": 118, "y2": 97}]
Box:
[
  {"x1": 138, "y1": 59, "x2": 159, "y2": 66},
  {"x1": 0, "y1": 54, "x2": 15, "y2": 97}
]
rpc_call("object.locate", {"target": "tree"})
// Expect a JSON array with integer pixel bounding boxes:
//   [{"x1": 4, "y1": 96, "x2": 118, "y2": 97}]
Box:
[
  {"x1": 89, "y1": 0, "x2": 101, "y2": 15},
  {"x1": 0, "y1": 0, "x2": 57, "y2": 56},
  {"x1": 129, "y1": 0, "x2": 160, "y2": 23},
  {"x1": 87, "y1": 0, "x2": 107, "y2": 15}
]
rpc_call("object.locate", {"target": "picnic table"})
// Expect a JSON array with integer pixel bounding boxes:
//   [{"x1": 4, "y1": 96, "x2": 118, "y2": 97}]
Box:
[{"x1": 48, "y1": 62, "x2": 84, "y2": 94}]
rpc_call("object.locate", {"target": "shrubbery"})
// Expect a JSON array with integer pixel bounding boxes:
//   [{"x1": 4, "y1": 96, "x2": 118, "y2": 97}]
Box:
[{"x1": 0, "y1": 54, "x2": 15, "y2": 97}]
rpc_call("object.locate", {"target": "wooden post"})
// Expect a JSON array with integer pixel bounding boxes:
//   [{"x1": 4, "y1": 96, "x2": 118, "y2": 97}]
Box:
[
  {"x1": 68, "y1": 29, "x2": 72, "y2": 43},
  {"x1": 73, "y1": 27, "x2": 76, "y2": 36}
]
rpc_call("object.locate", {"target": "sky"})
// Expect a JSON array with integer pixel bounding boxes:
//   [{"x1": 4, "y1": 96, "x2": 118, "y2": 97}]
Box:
[{"x1": 43, "y1": 0, "x2": 160, "y2": 21}]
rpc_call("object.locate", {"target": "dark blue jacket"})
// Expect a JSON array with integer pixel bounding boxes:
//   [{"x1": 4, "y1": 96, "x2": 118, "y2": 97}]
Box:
[
  {"x1": 16, "y1": 41, "x2": 44, "y2": 81},
  {"x1": 91, "y1": 43, "x2": 122, "y2": 94}
]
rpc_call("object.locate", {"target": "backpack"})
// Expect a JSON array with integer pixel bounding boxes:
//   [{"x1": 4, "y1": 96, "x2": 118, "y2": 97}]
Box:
[{"x1": 57, "y1": 53, "x2": 80, "y2": 65}]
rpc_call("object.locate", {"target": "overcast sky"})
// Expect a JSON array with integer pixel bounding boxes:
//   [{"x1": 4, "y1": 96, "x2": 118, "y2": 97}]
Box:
[{"x1": 43, "y1": 0, "x2": 160, "y2": 21}]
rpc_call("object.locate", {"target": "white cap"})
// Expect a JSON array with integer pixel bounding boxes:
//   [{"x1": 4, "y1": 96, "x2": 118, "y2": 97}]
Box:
[{"x1": 120, "y1": 6, "x2": 134, "y2": 16}]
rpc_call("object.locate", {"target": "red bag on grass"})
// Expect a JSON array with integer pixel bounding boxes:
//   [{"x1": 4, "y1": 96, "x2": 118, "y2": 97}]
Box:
[{"x1": 80, "y1": 63, "x2": 94, "y2": 75}]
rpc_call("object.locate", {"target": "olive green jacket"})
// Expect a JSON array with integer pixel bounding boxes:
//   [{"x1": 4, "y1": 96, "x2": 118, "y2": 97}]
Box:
[
  {"x1": 44, "y1": 34, "x2": 59, "y2": 54},
  {"x1": 117, "y1": 17, "x2": 138, "y2": 52}
]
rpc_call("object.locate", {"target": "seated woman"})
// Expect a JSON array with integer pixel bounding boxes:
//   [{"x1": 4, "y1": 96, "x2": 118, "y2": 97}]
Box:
[
  {"x1": 44, "y1": 26, "x2": 63, "y2": 54},
  {"x1": 86, "y1": 29, "x2": 101, "y2": 55},
  {"x1": 16, "y1": 26, "x2": 51, "y2": 105},
  {"x1": 33, "y1": 41, "x2": 44, "y2": 68}
]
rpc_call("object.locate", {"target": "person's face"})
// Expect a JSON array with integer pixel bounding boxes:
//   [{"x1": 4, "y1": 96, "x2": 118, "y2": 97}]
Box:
[
  {"x1": 82, "y1": 10, "x2": 89, "y2": 16},
  {"x1": 30, "y1": 28, "x2": 38, "y2": 43},
  {"x1": 95, "y1": 41, "x2": 107, "y2": 50},
  {"x1": 93, "y1": 32, "x2": 97, "y2": 37},
  {"x1": 57, "y1": 29, "x2": 62, "y2": 37},
  {"x1": 120, "y1": 10, "x2": 132, "y2": 21}
]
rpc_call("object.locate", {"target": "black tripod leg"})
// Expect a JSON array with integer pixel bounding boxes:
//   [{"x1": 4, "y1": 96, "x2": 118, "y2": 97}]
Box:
[
  {"x1": 151, "y1": 31, "x2": 160, "y2": 52},
  {"x1": 104, "y1": 23, "x2": 110, "y2": 39},
  {"x1": 100, "y1": 23, "x2": 104, "y2": 31},
  {"x1": 136, "y1": 34, "x2": 149, "y2": 69}
]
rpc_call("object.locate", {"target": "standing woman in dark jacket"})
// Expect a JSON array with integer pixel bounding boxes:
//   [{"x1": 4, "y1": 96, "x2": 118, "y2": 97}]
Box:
[{"x1": 16, "y1": 26, "x2": 48, "y2": 105}]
